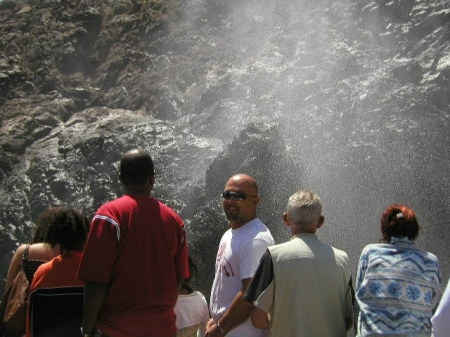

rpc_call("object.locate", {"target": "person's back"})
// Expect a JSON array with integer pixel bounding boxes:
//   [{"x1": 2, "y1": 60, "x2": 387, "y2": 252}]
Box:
[
  {"x1": 86, "y1": 195, "x2": 186, "y2": 328},
  {"x1": 4, "y1": 207, "x2": 69, "y2": 291},
  {"x1": 1, "y1": 207, "x2": 75, "y2": 337},
  {"x1": 268, "y1": 234, "x2": 351, "y2": 336},
  {"x1": 355, "y1": 205, "x2": 441, "y2": 337},
  {"x1": 356, "y1": 239, "x2": 440, "y2": 335},
  {"x1": 5, "y1": 243, "x2": 60, "y2": 288},
  {"x1": 243, "y1": 189, "x2": 354, "y2": 337},
  {"x1": 26, "y1": 206, "x2": 89, "y2": 337},
  {"x1": 78, "y1": 148, "x2": 189, "y2": 337},
  {"x1": 175, "y1": 290, "x2": 209, "y2": 337},
  {"x1": 31, "y1": 252, "x2": 85, "y2": 290},
  {"x1": 29, "y1": 206, "x2": 89, "y2": 289}
]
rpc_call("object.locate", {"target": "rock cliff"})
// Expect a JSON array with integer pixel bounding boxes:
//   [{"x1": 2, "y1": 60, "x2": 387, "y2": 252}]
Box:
[{"x1": 1, "y1": 0, "x2": 449, "y2": 296}]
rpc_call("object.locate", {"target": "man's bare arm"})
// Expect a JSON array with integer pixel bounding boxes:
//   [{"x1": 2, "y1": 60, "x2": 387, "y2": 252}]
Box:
[
  {"x1": 251, "y1": 306, "x2": 270, "y2": 329},
  {"x1": 82, "y1": 281, "x2": 108, "y2": 334},
  {"x1": 205, "y1": 278, "x2": 254, "y2": 336}
]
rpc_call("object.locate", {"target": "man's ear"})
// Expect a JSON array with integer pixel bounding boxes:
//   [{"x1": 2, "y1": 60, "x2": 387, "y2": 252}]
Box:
[
  {"x1": 150, "y1": 175, "x2": 155, "y2": 185},
  {"x1": 254, "y1": 196, "x2": 259, "y2": 205},
  {"x1": 283, "y1": 212, "x2": 290, "y2": 226},
  {"x1": 316, "y1": 215, "x2": 325, "y2": 229}
]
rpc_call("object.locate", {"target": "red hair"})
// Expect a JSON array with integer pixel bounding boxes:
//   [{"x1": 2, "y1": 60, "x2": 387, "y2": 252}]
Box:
[{"x1": 380, "y1": 204, "x2": 419, "y2": 243}]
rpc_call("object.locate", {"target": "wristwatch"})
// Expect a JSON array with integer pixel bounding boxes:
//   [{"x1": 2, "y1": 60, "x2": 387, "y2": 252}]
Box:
[
  {"x1": 216, "y1": 321, "x2": 226, "y2": 335},
  {"x1": 80, "y1": 327, "x2": 91, "y2": 337}
]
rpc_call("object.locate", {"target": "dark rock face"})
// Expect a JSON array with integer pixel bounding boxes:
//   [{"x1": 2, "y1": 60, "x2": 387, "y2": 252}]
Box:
[{"x1": 1, "y1": 0, "x2": 449, "y2": 302}]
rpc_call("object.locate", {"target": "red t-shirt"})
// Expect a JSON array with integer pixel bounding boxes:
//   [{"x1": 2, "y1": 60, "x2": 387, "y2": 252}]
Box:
[
  {"x1": 77, "y1": 194, "x2": 189, "y2": 337},
  {"x1": 26, "y1": 251, "x2": 84, "y2": 337}
]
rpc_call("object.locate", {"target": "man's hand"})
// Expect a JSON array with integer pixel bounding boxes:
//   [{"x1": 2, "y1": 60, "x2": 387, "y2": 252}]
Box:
[
  {"x1": 205, "y1": 319, "x2": 223, "y2": 336},
  {"x1": 206, "y1": 278, "x2": 254, "y2": 336},
  {"x1": 206, "y1": 318, "x2": 215, "y2": 331}
]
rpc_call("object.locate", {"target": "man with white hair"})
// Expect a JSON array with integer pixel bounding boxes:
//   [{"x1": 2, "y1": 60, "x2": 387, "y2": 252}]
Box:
[{"x1": 243, "y1": 189, "x2": 354, "y2": 337}]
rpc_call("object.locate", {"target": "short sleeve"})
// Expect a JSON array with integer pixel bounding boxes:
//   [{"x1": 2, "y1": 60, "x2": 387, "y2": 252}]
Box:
[
  {"x1": 77, "y1": 215, "x2": 119, "y2": 284},
  {"x1": 175, "y1": 219, "x2": 190, "y2": 282},
  {"x1": 239, "y1": 239, "x2": 272, "y2": 280},
  {"x1": 243, "y1": 249, "x2": 274, "y2": 313}
]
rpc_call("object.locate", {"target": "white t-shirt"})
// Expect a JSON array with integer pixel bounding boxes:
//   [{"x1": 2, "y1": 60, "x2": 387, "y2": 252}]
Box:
[
  {"x1": 210, "y1": 218, "x2": 274, "y2": 337},
  {"x1": 175, "y1": 291, "x2": 210, "y2": 337}
]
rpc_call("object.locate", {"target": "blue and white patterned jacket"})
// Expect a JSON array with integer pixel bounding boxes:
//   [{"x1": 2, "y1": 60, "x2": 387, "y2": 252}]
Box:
[{"x1": 356, "y1": 237, "x2": 441, "y2": 336}]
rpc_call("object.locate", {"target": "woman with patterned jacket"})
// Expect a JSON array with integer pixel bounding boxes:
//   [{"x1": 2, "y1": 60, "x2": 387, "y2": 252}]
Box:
[{"x1": 355, "y1": 204, "x2": 441, "y2": 336}]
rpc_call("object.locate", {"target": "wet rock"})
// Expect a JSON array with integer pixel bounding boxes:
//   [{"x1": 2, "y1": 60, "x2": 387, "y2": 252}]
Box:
[{"x1": 392, "y1": 61, "x2": 423, "y2": 85}]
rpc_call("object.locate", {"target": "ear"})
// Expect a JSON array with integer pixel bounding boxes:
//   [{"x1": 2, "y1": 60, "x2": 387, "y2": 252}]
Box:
[
  {"x1": 150, "y1": 175, "x2": 155, "y2": 185},
  {"x1": 254, "y1": 196, "x2": 259, "y2": 205},
  {"x1": 283, "y1": 212, "x2": 290, "y2": 227},
  {"x1": 316, "y1": 215, "x2": 325, "y2": 229}
]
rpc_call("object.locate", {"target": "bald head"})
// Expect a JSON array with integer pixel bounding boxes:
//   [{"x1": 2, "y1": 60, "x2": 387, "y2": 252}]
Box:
[
  {"x1": 119, "y1": 148, "x2": 155, "y2": 186},
  {"x1": 223, "y1": 174, "x2": 259, "y2": 229},
  {"x1": 226, "y1": 174, "x2": 259, "y2": 195}
]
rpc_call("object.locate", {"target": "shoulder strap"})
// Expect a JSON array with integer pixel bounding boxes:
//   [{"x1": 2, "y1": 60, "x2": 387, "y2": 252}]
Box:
[{"x1": 22, "y1": 244, "x2": 30, "y2": 264}]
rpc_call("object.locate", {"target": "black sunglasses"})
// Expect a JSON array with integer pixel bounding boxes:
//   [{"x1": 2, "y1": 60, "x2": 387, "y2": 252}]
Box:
[{"x1": 222, "y1": 191, "x2": 257, "y2": 201}]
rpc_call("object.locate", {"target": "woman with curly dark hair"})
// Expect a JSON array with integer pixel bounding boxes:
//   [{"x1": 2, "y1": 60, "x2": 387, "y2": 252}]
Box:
[
  {"x1": 27, "y1": 206, "x2": 89, "y2": 291},
  {"x1": 355, "y1": 204, "x2": 442, "y2": 336},
  {"x1": 2, "y1": 206, "x2": 90, "y2": 337},
  {"x1": 25, "y1": 207, "x2": 90, "y2": 337},
  {"x1": 4, "y1": 207, "x2": 74, "y2": 291}
]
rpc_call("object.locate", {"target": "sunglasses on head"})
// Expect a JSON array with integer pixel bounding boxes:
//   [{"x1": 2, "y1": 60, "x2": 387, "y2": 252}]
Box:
[{"x1": 222, "y1": 190, "x2": 257, "y2": 201}]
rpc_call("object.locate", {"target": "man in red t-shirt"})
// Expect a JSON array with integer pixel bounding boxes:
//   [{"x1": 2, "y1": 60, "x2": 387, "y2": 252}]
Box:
[{"x1": 77, "y1": 148, "x2": 189, "y2": 337}]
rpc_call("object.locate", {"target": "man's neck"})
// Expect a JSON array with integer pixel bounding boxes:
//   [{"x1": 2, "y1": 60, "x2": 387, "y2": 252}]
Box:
[
  {"x1": 230, "y1": 216, "x2": 257, "y2": 229},
  {"x1": 293, "y1": 230, "x2": 316, "y2": 235},
  {"x1": 291, "y1": 227, "x2": 316, "y2": 235},
  {"x1": 124, "y1": 184, "x2": 151, "y2": 195}
]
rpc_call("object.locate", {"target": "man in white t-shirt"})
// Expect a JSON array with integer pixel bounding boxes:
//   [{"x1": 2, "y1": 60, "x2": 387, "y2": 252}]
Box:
[{"x1": 205, "y1": 174, "x2": 275, "y2": 337}]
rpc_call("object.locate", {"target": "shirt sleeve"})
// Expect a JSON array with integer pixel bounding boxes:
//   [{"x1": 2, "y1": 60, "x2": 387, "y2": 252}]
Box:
[
  {"x1": 174, "y1": 216, "x2": 190, "y2": 282},
  {"x1": 243, "y1": 249, "x2": 274, "y2": 313},
  {"x1": 77, "y1": 215, "x2": 119, "y2": 284},
  {"x1": 239, "y1": 238, "x2": 272, "y2": 280},
  {"x1": 355, "y1": 246, "x2": 369, "y2": 292}
]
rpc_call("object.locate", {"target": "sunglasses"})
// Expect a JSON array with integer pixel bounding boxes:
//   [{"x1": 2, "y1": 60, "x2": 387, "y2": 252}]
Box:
[{"x1": 222, "y1": 191, "x2": 257, "y2": 201}]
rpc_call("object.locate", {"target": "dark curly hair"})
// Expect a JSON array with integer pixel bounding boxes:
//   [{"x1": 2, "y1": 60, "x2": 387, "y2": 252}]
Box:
[
  {"x1": 33, "y1": 222, "x2": 49, "y2": 243},
  {"x1": 380, "y1": 204, "x2": 419, "y2": 243},
  {"x1": 35, "y1": 206, "x2": 90, "y2": 253}
]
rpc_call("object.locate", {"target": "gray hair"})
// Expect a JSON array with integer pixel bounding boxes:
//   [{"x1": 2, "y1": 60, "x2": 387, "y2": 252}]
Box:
[{"x1": 286, "y1": 189, "x2": 322, "y2": 223}]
